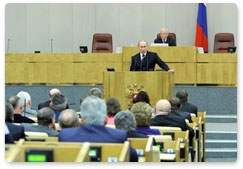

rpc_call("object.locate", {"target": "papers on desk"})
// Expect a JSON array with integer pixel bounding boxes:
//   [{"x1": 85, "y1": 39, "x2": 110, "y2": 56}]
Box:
[{"x1": 160, "y1": 153, "x2": 176, "y2": 161}]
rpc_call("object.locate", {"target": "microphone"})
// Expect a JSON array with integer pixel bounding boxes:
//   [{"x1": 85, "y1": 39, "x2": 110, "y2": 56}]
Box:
[
  {"x1": 134, "y1": 57, "x2": 137, "y2": 71},
  {"x1": 51, "y1": 38, "x2": 53, "y2": 53},
  {"x1": 146, "y1": 54, "x2": 149, "y2": 71},
  {"x1": 7, "y1": 39, "x2": 10, "y2": 53}
]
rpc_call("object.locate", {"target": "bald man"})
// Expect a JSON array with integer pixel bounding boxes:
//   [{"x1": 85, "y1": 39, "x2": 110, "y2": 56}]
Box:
[
  {"x1": 150, "y1": 99, "x2": 194, "y2": 145},
  {"x1": 58, "y1": 109, "x2": 80, "y2": 129},
  {"x1": 129, "y1": 40, "x2": 174, "y2": 72},
  {"x1": 38, "y1": 88, "x2": 69, "y2": 110},
  {"x1": 154, "y1": 28, "x2": 175, "y2": 46}
]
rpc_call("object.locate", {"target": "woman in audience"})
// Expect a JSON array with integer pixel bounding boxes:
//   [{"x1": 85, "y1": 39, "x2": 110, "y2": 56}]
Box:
[
  {"x1": 106, "y1": 97, "x2": 121, "y2": 125},
  {"x1": 130, "y1": 102, "x2": 160, "y2": 136}
]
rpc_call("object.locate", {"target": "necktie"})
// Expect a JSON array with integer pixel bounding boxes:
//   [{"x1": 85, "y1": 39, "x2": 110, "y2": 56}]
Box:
[{"x1": 142, "y1": 54, "x2": 145, "y2": 61}]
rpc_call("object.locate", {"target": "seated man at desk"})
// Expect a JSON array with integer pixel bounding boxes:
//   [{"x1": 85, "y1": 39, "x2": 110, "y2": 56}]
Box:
[
  {"x1": 129, "y1": 40, "x2": 174, "y2": 72},
  {"x1": 154, "y1": 28, "x2": 176, "y2": 46}
]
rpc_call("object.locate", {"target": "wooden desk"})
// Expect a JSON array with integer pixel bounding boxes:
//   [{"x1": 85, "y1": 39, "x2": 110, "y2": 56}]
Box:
[
  {"x1": 5, "y1": 53, "x2": 122, "y2": 84},
  {"x1": 5, "y1": 50, "x2": 237, "y2": 86},
  {"x1": 197, "y1": 53, "x2": 237, "y2": 85}
]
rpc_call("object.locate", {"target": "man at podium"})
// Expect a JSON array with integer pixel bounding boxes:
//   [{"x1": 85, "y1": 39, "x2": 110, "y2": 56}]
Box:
[{"x1": 129, "y1": 40, "x2": 174, "y2": 72}]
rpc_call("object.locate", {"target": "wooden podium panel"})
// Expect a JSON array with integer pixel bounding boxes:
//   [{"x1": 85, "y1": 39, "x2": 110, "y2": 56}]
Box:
[
  {"x1": 197, "y1": 53, "x2": 237, "y2": 85},
  {"x1": 103, "y1": 72, "x2": 174, "y2": 109}
]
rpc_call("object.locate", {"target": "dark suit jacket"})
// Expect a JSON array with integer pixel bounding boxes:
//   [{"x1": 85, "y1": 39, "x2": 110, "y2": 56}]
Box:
[
  {"x1": 14, "y1": 114, "x2": 35, "y2": 123},
  {"x1": 59, "y1": 124, "x2": 138, "y2": 162},
  {"x1": 181, "y1": 102, "x2": 198, "y2": 117},
  {"x1": 154, "y1": 37, "x2": 175, "y2": 46},
  {"x1": 21, "y1": 123, "x2": 59, "y2": 137},
  {"x1": 130, "y1": 51, "x2": 170, "y2": 71},
  {"x1": 150, "y1": 114, "x2": 194, "y2": 146},
  {"x1": 38, "y1": 100, "x2": 70, "y2": 110},
  {"x1": 38, "y1": 100, "x2": 51, "y2": 110},
  {"x1": 169, "y1": 109, "x2": 193, "y2": 123},
  {"x1": 6, "y1": 122, "x2": 26, "y2": 141}
]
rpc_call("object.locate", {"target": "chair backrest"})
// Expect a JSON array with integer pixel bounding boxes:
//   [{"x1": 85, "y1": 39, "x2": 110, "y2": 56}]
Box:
[
  {"x1": 6, "y1": 139, "x2": 130, "y2": 162},
  {"x1": 150, "y1": 126, "x2": 181, "y2": 135},
  {"x1": 156, "y1": 32, "x2": 177, "y2": 46},
  {"x1": 92, "y1": 33, "x2": 113, "y2": 53},
  {"x1": 128, "y1": 137, "x2": 153, "y2": 162},
  {"x1": 213, "y1": 33, "x2": 235, "y2": 53}
]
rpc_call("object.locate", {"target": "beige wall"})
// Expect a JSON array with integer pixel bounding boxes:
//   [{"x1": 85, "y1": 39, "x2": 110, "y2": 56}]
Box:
[{"x1": 5, "y1": 3, "x2": 237, "y2": 53}]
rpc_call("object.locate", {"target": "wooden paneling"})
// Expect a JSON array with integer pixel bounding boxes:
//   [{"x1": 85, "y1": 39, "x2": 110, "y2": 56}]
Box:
[
  {"x1": 103, "y1": 72, "x2": 175, "y2": 110},
  {"x1": 5, "y1": 49, "x2": 237, "y2": 86}
]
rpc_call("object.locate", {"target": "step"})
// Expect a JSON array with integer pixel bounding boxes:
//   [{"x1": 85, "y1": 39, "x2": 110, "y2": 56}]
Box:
[
  {"x1": 206, "y1": 115, "x2": 237, "y2": 123},
  {"x1": 206, "y1": 123, "x2": 237, "y2": 132},
  {"x1": 206, "y1": 139, "x2": 237, "y2": 148},
  {"x1": 206, "y1": 148, "x2": 237, "y2": 158},
  {"x1": 206, "y1": 131, "x2": 237, "y2": 140},
  {"x1": 206, "y1": 158, "x2": 237, "y2": 162}
]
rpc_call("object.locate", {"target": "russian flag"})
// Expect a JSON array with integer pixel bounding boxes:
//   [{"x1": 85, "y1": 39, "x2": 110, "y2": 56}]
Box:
[{"x1": 195, "y1": 3, "x2": 208, "y2": 53}]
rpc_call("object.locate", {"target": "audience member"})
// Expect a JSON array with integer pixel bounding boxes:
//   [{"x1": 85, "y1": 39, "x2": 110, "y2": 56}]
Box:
[
  {"x1": 58, "y1": 109, "x2": 80, "y2": 129},
  {"x1": 87, "y1": 87, "x2": 102, "y2": 98},
  {"x1": 16, "y1": 91, "x2": 38, "y2": 118},
  {"x1": 133, "y1": 91, "x2": 151, "y2": 105},
  {"x1": 169, "y1": 96, "x2": 193, "y2": 123},
  {"x1": 58, "y1": 96, "x2": 138, "y2": 162},
  {"x1": 133, "y1": 91, "x2": 155, "y2": 115},
  {"x1": 176, "y1": 89, "x2": 198, "y2": 116},
  {"x1": 49, "y1": 94, "x2": 68, "y2": 122},
  {"x1": 129, "y1": 40, "x2": 174, "y2": 72},
  {"x1": 106, "y1": 97, "x2": 121, "y2": 125},
  {"x1": 5, "y1": 123, "x2": 14, "y2": 144},
  {"x1": 150, "y1": 99, "x2": 195, "y2": 146},
  {"x1": 154, "y1": 27, "x2": 176, "y2": 46},
  {"x1": 5, "y1": 102, "x2": 26, "y2": 141},
  {"x1": 130, "y1": 102, "x2": 160, "y2": 135},
  {"x1": 114, "y1": 110, "x2": 148, "y2": 139},
  {"x1": 21, "y1": 107, "x2": 59, "y2": 137},
  {"x1": 7, "y1": 96, "x2": 35, "y2": 123},
  {"x1": 38, "y1": 88, "x2": 69, "y2": 110}
]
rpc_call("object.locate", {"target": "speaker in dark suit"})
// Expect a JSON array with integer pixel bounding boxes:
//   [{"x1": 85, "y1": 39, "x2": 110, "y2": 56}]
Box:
[{"x1": 129, "y1": 40, "x2": 174, "y2": 72}]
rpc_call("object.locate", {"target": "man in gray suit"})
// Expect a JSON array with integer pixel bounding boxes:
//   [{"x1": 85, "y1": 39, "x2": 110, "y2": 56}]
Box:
[{"x1": 22, "y1": 107, "x2": 59, "y2": 137}]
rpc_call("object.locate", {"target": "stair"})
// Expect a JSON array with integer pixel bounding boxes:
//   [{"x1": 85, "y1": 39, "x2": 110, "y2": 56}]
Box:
[{"x1": 205, "y1": 116, "x2": 237, "y2": 162}]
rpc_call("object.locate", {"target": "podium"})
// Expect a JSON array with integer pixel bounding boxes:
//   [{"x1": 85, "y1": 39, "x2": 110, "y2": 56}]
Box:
[{"x1": 103, "y1": 71, "x2": 175, "y2": 109}]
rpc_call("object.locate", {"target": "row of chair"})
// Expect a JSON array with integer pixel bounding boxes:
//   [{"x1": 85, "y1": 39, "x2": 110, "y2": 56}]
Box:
[
  {"x1": 8, "y1": 111, "x2": 206, "y2": 162},
  {"x1": 92, "y1": 32, "x2": 235, "y2": 53}
]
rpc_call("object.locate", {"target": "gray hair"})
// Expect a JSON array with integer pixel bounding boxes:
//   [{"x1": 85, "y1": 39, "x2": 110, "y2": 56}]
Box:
[
  {"x1": 58, "y1": 109, "x2": 79, "y2": 128},
  {"x1": 16, "y1": 91, "x2": 31, "y2": 107},
  {"x1": 80, "y1": 96, "x2": 107, "y2": 125},
  {"x1": 106, "y1": 97, "x2": 121, "y2": 116},
  {"x1": 5, "y1": 102, "x2": 14, "y2": 122},
  {"x1": 114, "y1": 110, "x2": 136, "y2": 132},
  {"x1": 37, "y1": 107, "x2": 55, "y2": 126},
  {"x1": 51, "y1": 94, "x2": 68, "y2": 110},
  {"x1": 87, "y1": 88, "x2": 102, "y2": 98},
  {"x1": 7, "y1": 96, "x2": 22, "y2": 110}
]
